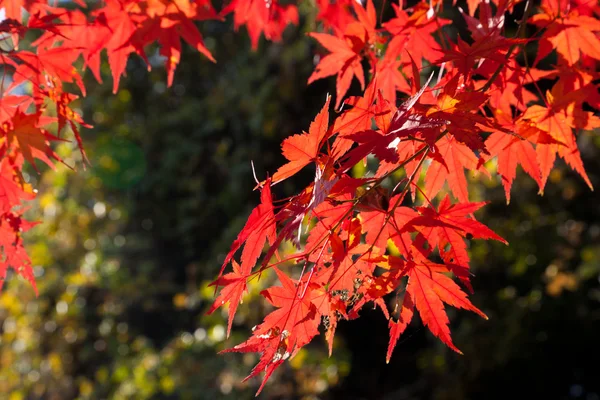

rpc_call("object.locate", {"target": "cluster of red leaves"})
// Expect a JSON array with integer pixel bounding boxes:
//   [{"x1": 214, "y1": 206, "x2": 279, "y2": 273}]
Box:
[
  {"x1": 0, "y1": 0, "x2": 598, "y2": 394},
  {"x1": 0, "y1": 0, "x2": 213, "y2": 290},
  {"x1": 208, "y1": 0, "x2": 600, "y2": 393},
  {"x1": 0, "y1": 0, "x2": 303, "y2": 290}
]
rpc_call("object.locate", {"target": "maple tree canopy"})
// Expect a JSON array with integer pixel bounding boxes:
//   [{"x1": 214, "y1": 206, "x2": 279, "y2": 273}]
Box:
[{"x1": 0, "y1": 0, "x2": 599, "y2": 393}]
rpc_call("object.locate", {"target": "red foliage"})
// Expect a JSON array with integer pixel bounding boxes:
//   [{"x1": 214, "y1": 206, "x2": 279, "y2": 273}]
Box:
[{"x1": 0, "y1": 0, "x2": 598, "y2": 394}]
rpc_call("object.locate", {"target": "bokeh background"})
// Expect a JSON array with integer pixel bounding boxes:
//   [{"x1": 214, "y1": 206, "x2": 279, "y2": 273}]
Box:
[{"x1": 1, "y1": 3, "x2": 600, "y2": 400}]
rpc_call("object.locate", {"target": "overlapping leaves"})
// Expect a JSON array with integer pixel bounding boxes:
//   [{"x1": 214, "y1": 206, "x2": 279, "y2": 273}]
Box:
[
  {"x1": 208, "y1": 0, "x2": 599, "y2": 393},
  {"x1": 0, "y1": 0, "x2": 598, "y2": 395}
]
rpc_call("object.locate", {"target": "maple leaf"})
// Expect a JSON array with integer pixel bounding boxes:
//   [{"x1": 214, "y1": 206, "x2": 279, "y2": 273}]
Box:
[
  {"x1": 2, "y1": 110, "x2": 64, "y2": 171},
  {"x1": 359, "y1": 193, "x2": 417, "y2": 253},
  {"x1": 84, "y1": 1, "x2": 146, "y2": 93},
  {"x1": 308, "y1": 30, "x2": 366, "y2": 108},
  {"x1": 426, "y1": 88, "x2": 491, "y2": 153},
  {"x1": 0, "y1": 210, "x2": 38, "y2": 294},
  {"x1": 485, "y1": 111, "x2": 546, "y2": 202},
  {"x1": 387, "y1": 291, "x2": 414, "y2": 363},
  {"x1": 404, "y1": 195, "x2": 507, "y2": 290},
  {"x1": 438, "y1": 32, "x2": 526, "y2": 77},
  {"x1": 218, "y1": 178, "x2": 276, "y2": 277},
  {"x1": 383, "y1": 3, "x2": 450, "y2": 68},
  {"x1": 372, "y1": 39, "x2": 412, "y2": 106},
  {"x1": 475, "y1": 57, "x2": 538, "y2": 114},
  {"x1": 459, "y1": 0, "x2": 506, "y2": 38},
  {"x1": 539, "y1": 66, "x2": 600, "y2": 111},
  {"x1": 315, "y1": 0, "x2": 354, "y2": 32},
  {"x1": 424, "y1": 135, "x2": 487, "y2": 203},
  {"x1": 0, "y1": 156, "x2": 35, "y2": 214},
  {"x1": 521, "y1": 85, "x2": 598, "y2": 191},
  {"x1": 272, "y1": 96, "x2": 331, "y2": 184},
  {"x1": 31, "y1": 9, "x2": 110, "y2": 85},
  {"x1": 222, "y1": 0, "x2": 298, "y2": 49},
  {"x1": 10, "y1": 48, "x2": 86, "y2": 96},
  {"x1": 223, "y1": 268, "x2": 321, "y2": 394},
  {"x1": 402, "y1": 258, "x2": 487, "y2": 353},
  {"x1": 136, "y1": 0, "x2": 217, "y2": 85},
  {"x1": 330, "y1": 81, "x2": 380, "y2": 160},
  {"x1": 310, "y1": 285, "x2": 348, "y2": 355},
  {"x1": 377, "y1": 251, "x2": 488, "y2": 359},
  {"x1": 530, "y1": 0, "x2": 600, "y2": 65},
  {"x1": 352, "y1": 0, "x2": 377, "y2": 43},
  {"x1": 0, "y1": 95, "x2": 31, "y2": 124},
  {"x1": 339, "y1": 76, "x2": 444, "y2": 171},
  {"x1": 207, "y1": 260, "x2": 249, "y2": 336}
]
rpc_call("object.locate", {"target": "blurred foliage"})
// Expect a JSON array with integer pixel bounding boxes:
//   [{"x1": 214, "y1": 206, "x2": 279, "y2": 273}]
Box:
[{"x1": 1, "y1": 9, "x2": 600, "y2": 400}]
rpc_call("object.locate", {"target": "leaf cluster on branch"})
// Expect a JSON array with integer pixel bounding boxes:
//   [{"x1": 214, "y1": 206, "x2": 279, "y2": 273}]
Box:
[{"x1": 0, "y1": 0, "x2": 598, "y2": 394}]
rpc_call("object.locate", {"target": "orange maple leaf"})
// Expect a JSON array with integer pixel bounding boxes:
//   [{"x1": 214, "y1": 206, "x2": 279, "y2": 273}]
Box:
[
  {"x1": 3, "y1": 111, "x2": 64, "y2": 171},
  {"x1": 530, "y1": 0, "x2": 600, "y2": 65},
  {"x1": 522, "y1": 85, "x2": 599, "y2": 191},
  {"x1": 272, "y1": 96, "x2": 331, "y2": 183}
]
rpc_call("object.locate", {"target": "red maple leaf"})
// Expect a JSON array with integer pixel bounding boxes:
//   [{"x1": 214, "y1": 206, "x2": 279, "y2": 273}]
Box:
[
  {"x1": 522, "y1": 85, "x2": 598, "y2": 191},
  {"x1": 135, "y1": 0, "x2": 217, "y2": 85},
  {"x1": 387, "y1": 291, "x2": 414, "y2": 362},
  {"x1": 207, "y1": 260, "x2": 250, "y2": 336},
  {"x1": 485, "y1": 110, "x2": 547, "y2": 202},
  {"x1": 223, "y1": 268, "x2": 321, "y2": 394},
  {"x1": 383, "y1": 3, "x2": 450, "y2": 68},
  {"x1": 0, "y1": 209, "x2": 38, "y2": 294},
  {"x1": 438, "y1": 31, "x2": 526, "y2": 77},
  {"x1": 372, "y1": 39, "x2": 412, "y2": 106},
  {"x1": 530, "y1": 0, "x2": 600, "y2": 65},
  {"x1": 307, "y1": 29, "x2": 366, "y2": 108},
  {"x1": 426, "y1": 88, "x2": 491, "y2": 153},
  {"x1": 315, "y1": 0, "x2": 354, "y2": 32},
  {"x1": 217, "y1": 178, "x2": 276, "y2": 277},
  {"x1": 423, "y1": 135, "x2": 487, "y2": 203},
  {"x1": 272, "y1": 96, "x2": 331, "y2": 183},
  {"x1": 221, "y1": 0, "x2": 298, "y2": 49},
  {"x1": 359, "y1": 193, "x2": 417, "y2": 253},
  {"x1": 0, "y1": 155, "x2": 35, "y2": 214},
  {"x1": 401, "y1": 258, "x2": 487, "y2": 353},
  {"x1": 330, "y1": 81, "x2": 380, "y2": 160},
  {"x1": 404, "y1": 195, "x2": 507, "y2": 290},
  {"x1": 2, "y1": 110, "x2": 64, "y2": 171},
  {"x1": 307, "y1": 0, "x2": 378, "y2": 108},
  {"x1": 31, "y1": 9, "x2": 109, "y2": 86},
  {"x1": 10, "y1": 47, "x2": 86, "y2": 96},
  {"x1": 475, "y1": 57, "x2": 538, "y2": 114}
]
